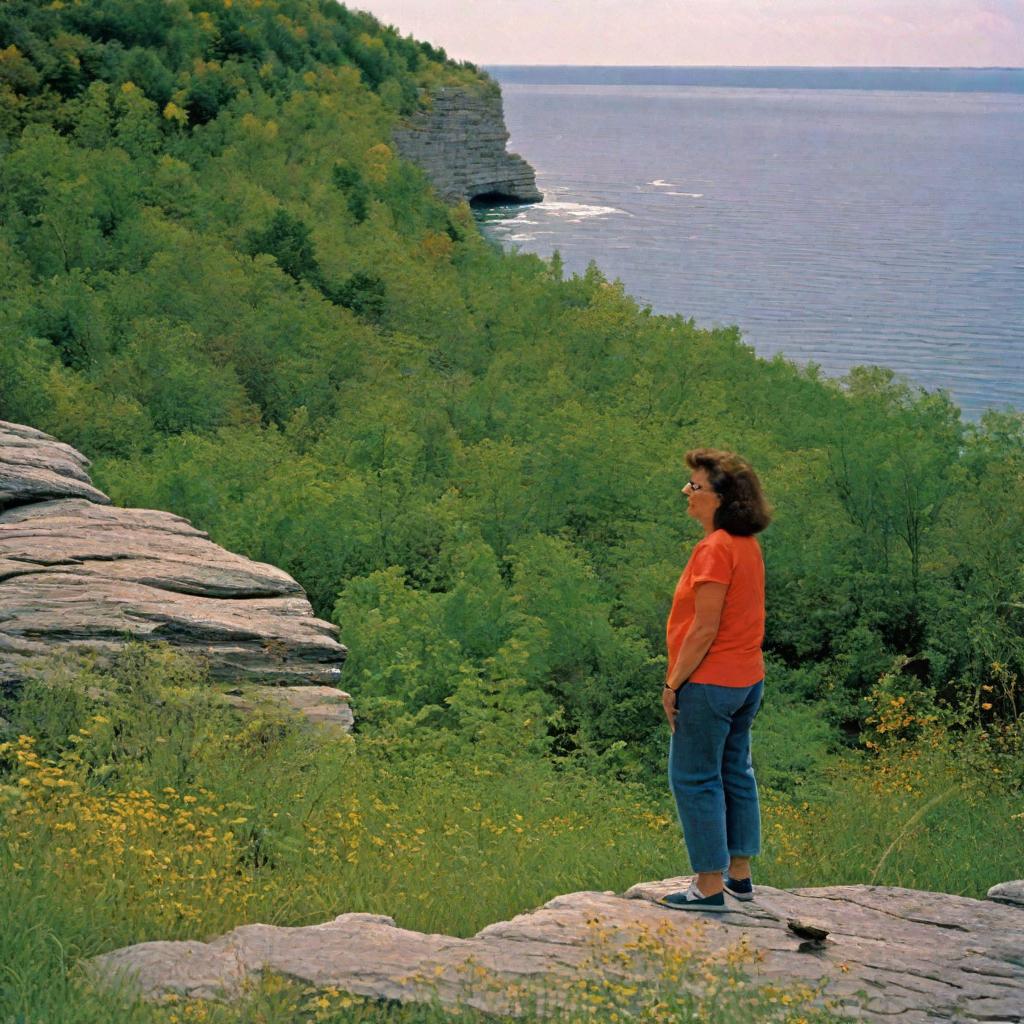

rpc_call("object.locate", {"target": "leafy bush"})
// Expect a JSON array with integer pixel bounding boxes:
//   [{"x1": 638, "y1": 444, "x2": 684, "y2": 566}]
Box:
[{"x1": 5, "y1": 0, "x2": 1024, "y2": 752}]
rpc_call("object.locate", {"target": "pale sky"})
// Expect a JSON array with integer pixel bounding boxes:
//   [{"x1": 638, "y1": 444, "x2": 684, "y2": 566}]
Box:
[{"x1": 351, "y1": 0, "x2": 1024, "y2": 67}]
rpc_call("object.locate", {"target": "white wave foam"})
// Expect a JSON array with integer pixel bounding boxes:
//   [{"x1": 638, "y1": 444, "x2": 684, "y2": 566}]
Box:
[
  {"x1": 539, "y1": 200, "x2": 629, "y2": 220},
  {"x1": 649, "y1": 179, "x2": 677, "y2": 187},
  {"x1": 485, "y1": 212, "x2": 541, "y2": 230},
  {"x1": 666, "y1": 191, "x2": 704, "y2": 198}
]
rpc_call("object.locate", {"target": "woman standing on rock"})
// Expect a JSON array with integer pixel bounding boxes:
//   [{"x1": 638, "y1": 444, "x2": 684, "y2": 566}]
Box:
[{"x1": 659, "y1": 448, "x2": 771, "y2": 912}]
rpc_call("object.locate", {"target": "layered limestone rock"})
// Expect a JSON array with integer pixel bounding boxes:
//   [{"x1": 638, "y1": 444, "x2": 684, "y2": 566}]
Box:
[
  {"x1": 393, "y1": 84, "x2": 541, "y2": 205},
  {"x1": 0, "y1": 421, "x2": 348, "y2": 691},
  {"x1": 89, "y1": 878, "x2": 1024, "y2": 1022},
  {"x1": 0, "y1": 420, "x2": 110, "y2": 511}
]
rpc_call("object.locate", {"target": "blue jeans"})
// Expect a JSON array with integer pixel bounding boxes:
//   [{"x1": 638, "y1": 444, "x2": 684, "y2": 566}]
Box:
[{"x1": 667, "y1": 680, "x2": 763, "y2": 873}]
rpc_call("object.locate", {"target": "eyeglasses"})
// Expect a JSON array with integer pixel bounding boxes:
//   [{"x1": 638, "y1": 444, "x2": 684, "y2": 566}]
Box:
[{"x1": 683, "y1": 479, "x2": 704, "y2": 492}]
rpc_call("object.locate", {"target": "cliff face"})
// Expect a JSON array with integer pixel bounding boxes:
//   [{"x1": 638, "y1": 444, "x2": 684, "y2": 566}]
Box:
[
  {"x1": 0, "y1": 420, "x2": 348, "y2": 687},
  {"x1": 393, "y1": 85, "x2": 542, "y2": 205}
]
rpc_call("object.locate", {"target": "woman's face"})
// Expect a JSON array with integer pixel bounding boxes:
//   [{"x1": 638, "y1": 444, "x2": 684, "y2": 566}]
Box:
[{"x1": 682, "y1": 467, "x2": 720, "y2": 523}]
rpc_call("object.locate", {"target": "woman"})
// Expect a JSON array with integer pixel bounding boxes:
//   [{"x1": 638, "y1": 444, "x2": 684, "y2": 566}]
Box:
[{"x1": 660, "y1": 448, "x2": 771, "y2": 912}]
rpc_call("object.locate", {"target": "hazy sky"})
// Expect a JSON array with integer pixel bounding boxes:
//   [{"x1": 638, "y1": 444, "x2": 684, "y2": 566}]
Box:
[{"x1": 351, "y1": 1, "x2": 1024, "y2": 67}]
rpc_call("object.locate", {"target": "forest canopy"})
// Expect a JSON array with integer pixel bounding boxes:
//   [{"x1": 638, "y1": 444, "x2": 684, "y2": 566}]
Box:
[{"x1": 1, "y1": 0, "x2": 1022, "y2": 776}]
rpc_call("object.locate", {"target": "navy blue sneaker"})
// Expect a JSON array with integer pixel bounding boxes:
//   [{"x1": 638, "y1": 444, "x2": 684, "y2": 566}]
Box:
[
  {"x1": 724, "y1": 875, "x2": 754, "y2": 901},
  {"x1": 659, "y1": 882, "x2": 728, "y2": 913}
]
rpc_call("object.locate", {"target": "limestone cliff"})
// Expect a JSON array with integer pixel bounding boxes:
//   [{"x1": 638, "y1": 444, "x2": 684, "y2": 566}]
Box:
[
  {"x1": 393, "y1": 84, "x2": 541, "y2": 205},
  {"x1": 0, "y1": 420, "x2": 348, "y2": 689}
]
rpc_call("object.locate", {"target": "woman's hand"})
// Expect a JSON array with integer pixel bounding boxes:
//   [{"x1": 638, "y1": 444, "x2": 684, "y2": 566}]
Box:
[{"x1": 662, "y1": 686, "x2": 677, "y2": 733}]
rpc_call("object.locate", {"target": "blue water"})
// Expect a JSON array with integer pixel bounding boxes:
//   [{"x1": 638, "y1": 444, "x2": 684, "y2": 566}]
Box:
[{"x1": 479, "y1": 67, "x2": 1024, "y2": 420}]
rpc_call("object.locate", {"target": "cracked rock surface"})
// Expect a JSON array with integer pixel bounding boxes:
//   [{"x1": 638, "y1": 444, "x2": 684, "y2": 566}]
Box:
[
  {"x1": 0, "y1": 421, "x2": 348, "y2": 690},
  {"x1": 89, "y1": 879, "x2": 1024, "y2": 1021}
]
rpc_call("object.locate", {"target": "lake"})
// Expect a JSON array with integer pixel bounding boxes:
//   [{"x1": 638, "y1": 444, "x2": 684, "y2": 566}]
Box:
[{"x1": 479, "y1": 67, "x2": 1024, "y2": 421}]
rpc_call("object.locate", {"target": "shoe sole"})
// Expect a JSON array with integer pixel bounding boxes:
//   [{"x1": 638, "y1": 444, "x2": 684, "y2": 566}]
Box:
[
  {"x1": 724, "y1": 888, "x2": 755, "y2": 902},
  {"x1": 658, "y1": 897, "x2": 729, "y2": 913}
]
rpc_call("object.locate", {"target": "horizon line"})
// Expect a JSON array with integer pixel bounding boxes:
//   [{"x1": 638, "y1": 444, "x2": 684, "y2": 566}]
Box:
[{"x1": 482, "y1": 63, "x2": 1024, "y2": 71}]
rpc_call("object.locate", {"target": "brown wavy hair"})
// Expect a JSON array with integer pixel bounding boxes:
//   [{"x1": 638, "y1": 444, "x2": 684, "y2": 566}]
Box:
[{"x1": 685, "y1": 448, "x2": 772, "y2": 536}]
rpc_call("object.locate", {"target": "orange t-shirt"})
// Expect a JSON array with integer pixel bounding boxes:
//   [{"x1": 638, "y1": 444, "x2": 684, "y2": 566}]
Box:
[{"x1": 666, "y1": 529, "x2": 765, "y2": 687}]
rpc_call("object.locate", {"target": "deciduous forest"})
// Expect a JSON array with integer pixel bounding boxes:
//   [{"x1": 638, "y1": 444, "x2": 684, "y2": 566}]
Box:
[{"x1": 1, "y1": 2, "x2": 1021, "y2": 1021}]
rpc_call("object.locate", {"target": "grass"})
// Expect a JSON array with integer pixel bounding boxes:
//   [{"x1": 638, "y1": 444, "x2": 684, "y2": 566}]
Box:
[{"x1": 1, "y1": 647, "x2": 1020, "y2": 1023}]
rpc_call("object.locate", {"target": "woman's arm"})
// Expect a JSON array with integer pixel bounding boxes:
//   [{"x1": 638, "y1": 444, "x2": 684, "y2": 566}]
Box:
[
  {"x1": 662, "y1": 581, "x2": 728, "y2": 730},
  {"x1": 666, "y1": 581, "x2": 728, "y2": 689}
]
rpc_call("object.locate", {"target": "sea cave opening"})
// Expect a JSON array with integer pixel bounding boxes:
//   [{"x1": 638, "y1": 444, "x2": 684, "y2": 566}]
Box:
[{"x1": 469, "y1": 190, "x2": 522, "y2": 208}]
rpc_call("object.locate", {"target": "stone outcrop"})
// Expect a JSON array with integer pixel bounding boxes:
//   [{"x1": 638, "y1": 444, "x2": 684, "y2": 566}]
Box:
[
  {"x1": 0, "y1": 421, "x2": 348, "y2": 691},
  {"x1": 89, "y1": 878, "x2": 1024, "y2": 1022},
  {"x1": 393, "y1": 84, "x2": 541, "y2": 205},
  {"x1": 988, "y1": 880, "x2": 1024, "y2": 908},
  {"x1": 221, "y1": 684, "x2": 354, "y2": 732}
]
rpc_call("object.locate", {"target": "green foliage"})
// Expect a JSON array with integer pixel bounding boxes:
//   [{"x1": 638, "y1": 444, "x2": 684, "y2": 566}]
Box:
[
  {"x1": 332, "y1": 158, "x2": 371, "y2": 222},
  {"x1": 101, "y1": 318, "x2": 254, "y2": 434},
  {"x1": 335, "y1": 269, "x2": 387, "y2": 319},
  {"x1": 246, "y1": 208, "x2": 323, "y2": 285},
  {"x1": 1, "y1": 0, "x2": 1021, "y2": 821}
]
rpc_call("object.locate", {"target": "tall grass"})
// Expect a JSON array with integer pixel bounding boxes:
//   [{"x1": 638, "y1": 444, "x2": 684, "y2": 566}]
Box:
[{"x1": 1, "y1": 649, "x2": 1020, "y2": 1023}]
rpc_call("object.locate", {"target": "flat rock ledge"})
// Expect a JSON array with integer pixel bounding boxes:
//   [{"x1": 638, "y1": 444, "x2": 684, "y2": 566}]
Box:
[
  {"x1": 88, "y1": 879, "x2": 1024, "y2": 1022},
  {"x1": 0, "y1": 421, "x2": 348, "y2": 692}
]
